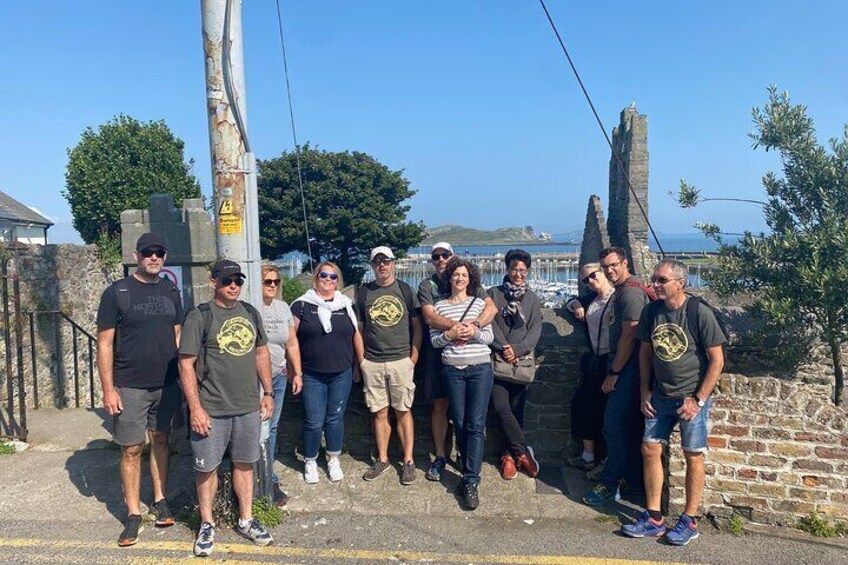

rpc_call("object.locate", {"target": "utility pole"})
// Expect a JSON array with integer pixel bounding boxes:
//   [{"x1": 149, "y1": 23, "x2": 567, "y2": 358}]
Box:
[
  {"x1": 201, "y1": 0, "x2": 262, "y2": 308},
  {"x1": 200, "y1": 0, "x2": 271, "y2": 502}
]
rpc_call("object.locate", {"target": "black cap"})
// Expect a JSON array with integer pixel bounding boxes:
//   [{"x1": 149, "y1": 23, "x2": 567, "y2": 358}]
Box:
[
  {"x1": 136, "y1": 232, "x2": 166, "y2": 252},
  {"x1": 210, "y1": 259, "x2": 245, "y2": 280}
]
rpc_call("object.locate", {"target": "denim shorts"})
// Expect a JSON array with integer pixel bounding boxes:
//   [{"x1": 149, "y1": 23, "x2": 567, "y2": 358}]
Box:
[{"x1": 643, "y1": 394, "x2": 711, "y2": 453}]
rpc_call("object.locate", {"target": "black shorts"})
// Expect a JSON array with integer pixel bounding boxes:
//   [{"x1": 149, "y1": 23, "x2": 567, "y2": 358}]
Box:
[{"x1": 417, "y1": 344, "x2": 447, "y2": 401}]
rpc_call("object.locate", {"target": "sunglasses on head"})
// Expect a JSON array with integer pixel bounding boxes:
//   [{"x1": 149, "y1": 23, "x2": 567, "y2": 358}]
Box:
[
  {"x1": 581, "y1": 270, "x2": 601, "y2": 284},
  {"x1": 263, "y1": 279, "x2": 280, "y2": 287},
  {"x1": 431, "y1": 251, "x2": 452, "y2": 261},
  {"x1": 140, "y1": 247, "x2": 166, "y2": 259},
  {"x1": 318, "y1": 271, "x2": 339, "y2": 281},
  {"x1": 371, "y1": 257, "x2": 394, "y2": 266},
  {"x1": 219, "y1": 276, "x2": 245, "y2": 287}
]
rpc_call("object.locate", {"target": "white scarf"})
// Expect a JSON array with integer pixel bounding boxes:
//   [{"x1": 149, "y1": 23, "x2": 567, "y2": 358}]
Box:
[{"x1": 293, "y1": 288, "x2": 359, "y2": 334}]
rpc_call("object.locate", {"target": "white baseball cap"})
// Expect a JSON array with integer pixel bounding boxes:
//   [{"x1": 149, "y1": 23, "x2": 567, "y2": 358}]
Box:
[
  {"x1": 370, "y1": 246, "x2": 396, "y2": 261},
  {"x1": 430, "y1": 241, "x2": 453, "y2": 253}
]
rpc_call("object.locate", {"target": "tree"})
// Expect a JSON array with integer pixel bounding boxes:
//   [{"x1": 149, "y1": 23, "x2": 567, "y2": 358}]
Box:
[
  {"x1": 677, "y1": 86, "x2": 848, "y2": 405},
  {"x1": 63, "y1": 114, "x2": 202, "y2": 244},
  {"x1": 258, "y1": 145, "x2": 426, "y2": 284}
]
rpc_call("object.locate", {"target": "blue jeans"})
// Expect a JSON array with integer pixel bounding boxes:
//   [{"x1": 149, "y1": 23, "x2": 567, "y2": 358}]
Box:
[
  {"x1": 644, "y1": 394, "x2": 712, "y2": 452},
  {"x1": 442, "y1": 363, "x2": 494, "y2": 485},
  {"x1": 600, "y1": 361, "x2": 644, "y2": 489},
  {"x1": 301, "y1": 368, "x2": 354, "y2": 460},
  {"x1": 266, "y1": 373, "x2": 287, "y2": 484}
]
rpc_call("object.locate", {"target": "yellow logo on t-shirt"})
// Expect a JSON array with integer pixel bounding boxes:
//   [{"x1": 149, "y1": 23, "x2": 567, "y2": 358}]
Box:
[
  {"x1": 369, "y1": 295, "x2": 404, "y2": 327},
  {"x1": 217, "y1": 317, "x2": 256, "y2": 356},
  {"x1": 651, "y1": 323, "x2": 688, "y2": 362}
]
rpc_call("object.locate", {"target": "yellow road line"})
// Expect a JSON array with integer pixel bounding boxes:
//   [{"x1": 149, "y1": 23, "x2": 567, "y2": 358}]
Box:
[{"x1": 0, "y1": 537, "x2": 699, "y2": 565}]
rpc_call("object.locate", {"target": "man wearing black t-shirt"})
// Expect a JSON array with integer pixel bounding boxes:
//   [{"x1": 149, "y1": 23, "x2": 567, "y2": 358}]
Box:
[{"x1": 96, "y1": 233, "x2": 183, "y2": 547}]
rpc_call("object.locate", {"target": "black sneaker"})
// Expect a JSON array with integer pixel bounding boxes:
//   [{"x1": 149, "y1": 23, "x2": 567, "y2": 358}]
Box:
[
  {"x1": 118, "y1": 514, "x2": 144, "y2": 547},
  {"x1": 363, "y1": 459, "x2": 391, "y2": 481},
  {"x1": 272, "y1": 483, "x2": 289, "y2": 507},
  {"x1": 462, "y1": 483, "x2": 480, "y2": 510},
  {"x1": 400, "y1": 461, "x2": 416, "y2": 485},
  {"x1": 149, "y1": 499, "x2": 175, "y2": 527}
]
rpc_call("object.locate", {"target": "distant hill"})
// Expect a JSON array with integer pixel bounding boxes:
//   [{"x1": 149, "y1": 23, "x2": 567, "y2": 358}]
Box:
[{"x1": 421, "y1": 225, "x2": 540, "y2": 246}]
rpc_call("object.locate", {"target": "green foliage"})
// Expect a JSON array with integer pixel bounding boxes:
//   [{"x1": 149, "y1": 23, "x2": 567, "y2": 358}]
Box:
[
  {"x1": 594, "y1": 513, "x2": 620, "y2": 525},
  {"x1": 252, "y1": 498, "x2": 285, "y2": 528},
  {"x1": 280, "y1": 276, "x2": 308, "y2": 304},
  {"x1": 729, "y1": 514, "x2": 745, "y2": 537},
  {"x1": 258, "y1": 144, "x2": 426, "y2": 284},
  {"x1": 0, "y1": 441, "x2": 15, "y2": 455},
  {"x1": 797, "y1": 512, "x2": 839, "y2": 538},
  {"x1": 94, "y1": 231, "x2": 122, "y2": 268},
  {"x1": 63, "y1": 114, "x2": 201, "y2": 244},
  {"x1": 422, "y1": 225, "x2": 538, "y2": 246},
  {"x1": 677, "y1": 86, "x2": 848, "y2": 403}
]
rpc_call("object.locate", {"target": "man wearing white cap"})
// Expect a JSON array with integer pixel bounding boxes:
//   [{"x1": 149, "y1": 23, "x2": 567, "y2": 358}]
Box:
[
  {"x1": 417, "y1": 242, "x2": 497, "y2": 481},
  {"x1": 356, "y1": 246, "x2": 422, "y2": 485}
]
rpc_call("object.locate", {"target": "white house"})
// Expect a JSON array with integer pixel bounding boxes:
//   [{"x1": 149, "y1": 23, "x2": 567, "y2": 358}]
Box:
[{"x1": 0, "y1": 191, "x2": 53, "y2": 245}]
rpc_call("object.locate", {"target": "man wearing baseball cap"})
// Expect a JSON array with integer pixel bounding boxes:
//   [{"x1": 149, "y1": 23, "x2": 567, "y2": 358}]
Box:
[
  {"x1": 417, "y1": 242, "x2": 497, "y2": 481},
  {"x1": 179, "y1": 259, "x2": 275, "y2": 556},
  {"x1": 355, "y1": 246, "x2": 422, "y2": 485},
  {"x1": 96, "y1": 233, "x2": 183, "y2": 546}
]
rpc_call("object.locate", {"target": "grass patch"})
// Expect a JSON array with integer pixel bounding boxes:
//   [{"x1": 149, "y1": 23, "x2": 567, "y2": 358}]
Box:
[
  {"x1": 0, "y1": 441, "x2": 15, "y2": 455},
  {"x1": 797, "y1": 512, "x2": 839, "y2": 538},
  {"x1": 594, "y1": 513, "x2": 620, "y2": 525},
  {"x1": 252, "y1": 498, "x2": 285, "y2": 529},
  {"x1": 728, "y1": 514, "x2": 745, "y2": 537}
]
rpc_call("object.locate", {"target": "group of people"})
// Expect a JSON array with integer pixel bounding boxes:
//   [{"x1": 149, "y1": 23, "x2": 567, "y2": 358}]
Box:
[
  {"x1": 566, "y1": 247, "x2": 726, "y2": 546},
  {"x1": 96, "y1": 233, "x2": 724, "y2": 557}
]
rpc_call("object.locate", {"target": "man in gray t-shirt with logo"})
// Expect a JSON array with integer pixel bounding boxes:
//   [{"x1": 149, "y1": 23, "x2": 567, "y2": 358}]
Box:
[
  {"x1": 620, "y1": 259, "x2": 725, "y2": 546},
  {"x1": 355, "y1": 246, "x2": 422, "y2": 485},
  {"x1": 179, "y1": 260, "x2": 275, "y2": 557}
]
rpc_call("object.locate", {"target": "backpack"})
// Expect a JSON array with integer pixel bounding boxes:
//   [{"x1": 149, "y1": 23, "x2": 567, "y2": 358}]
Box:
[
  {"x1": 619, "y1": 277, "x2": 658, "y2": 303},
  {"x1": 192, "y1": 300, "x2": 262, "y2": 380},
  {"x1": 644, "y1": 294, "x2": 730, "y2": 366}
]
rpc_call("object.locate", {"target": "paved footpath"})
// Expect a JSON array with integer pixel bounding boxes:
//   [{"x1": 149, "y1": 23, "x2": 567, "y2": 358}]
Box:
[{"x1": 1, "y1": 408, "x2": 846, "y2": 565}]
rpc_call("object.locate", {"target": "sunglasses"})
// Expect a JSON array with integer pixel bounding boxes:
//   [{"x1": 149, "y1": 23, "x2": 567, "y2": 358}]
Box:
[
  {"x1": 219, "y1": 276, "x2": 245, "y2": 287},
  {"x1": 651, "y1": 276, "x2": 680, "y2": 285},
  {"x1": 581, "y1": 270, "x2": 601, "y2": 284},
  {"x1": 140, "y1": 247, "x2": 166, "y2": 259},
  {"x1": 431, "y1": 252, "x2": 452, "y2": 261},
  {"x1": 371, "y1": 258, "x2": 394, "y2": 266},
  {"x1": 318, "y1": 271, "x2": 339, "y2": 281},
  {"x1": 263, "y1": 279, "x2": 280, "y2": 287}
]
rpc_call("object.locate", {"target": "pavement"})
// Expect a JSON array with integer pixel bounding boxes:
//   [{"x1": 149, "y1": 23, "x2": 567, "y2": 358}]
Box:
[{"x1": 1, "y1": 407, "x2": 847, "y2": 565}]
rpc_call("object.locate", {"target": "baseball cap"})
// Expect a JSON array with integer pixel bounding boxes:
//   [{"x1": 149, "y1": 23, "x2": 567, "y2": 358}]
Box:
[
  {"x1": 136, "y1": 232, "x2": 166, "y2": 252},
  {"x1": 369, "y1": 246, "x2": 396, "y2": 261},
  {"x1": 210, "y1": 259, "x2": 245, "y2": 280},
  {"x1": 430, "y1": 241, "x2": 453, "y2": 253}
]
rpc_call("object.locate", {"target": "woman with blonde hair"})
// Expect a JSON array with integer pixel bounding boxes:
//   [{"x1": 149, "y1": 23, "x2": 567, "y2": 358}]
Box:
[{"x1": 291, "y1": 262, "x2": 364, "y2": 484}]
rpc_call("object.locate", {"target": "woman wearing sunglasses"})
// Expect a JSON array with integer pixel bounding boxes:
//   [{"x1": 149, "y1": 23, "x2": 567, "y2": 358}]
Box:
[
  {"x1": 260, "y1": 265, "x2": 303, "y2": 506},
  {"x1": 291, "y1": 262, "x2": 364, "y2": 484},
  {"x1": 565, "y1": 263, "x2": 615, "y2": 476}
]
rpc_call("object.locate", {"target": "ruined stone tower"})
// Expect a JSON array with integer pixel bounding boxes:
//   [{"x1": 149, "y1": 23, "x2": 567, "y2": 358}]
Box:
[{"x1": 606, "y1": 105, "x2": 653, "y2": 276}]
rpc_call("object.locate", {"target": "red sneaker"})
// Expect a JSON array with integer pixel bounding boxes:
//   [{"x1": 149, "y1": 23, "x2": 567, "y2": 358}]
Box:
[
  {"x1": 516, "y1": 446, "x2": 540, "y2": 478},
  {"x1": 500, "y1": 454, "x2": 518, "y2": 480}
]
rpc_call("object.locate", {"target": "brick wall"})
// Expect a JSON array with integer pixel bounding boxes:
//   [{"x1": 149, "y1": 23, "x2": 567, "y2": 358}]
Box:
[{"x1": 669, "y1": 374, "x2": 848, "y2": 525}]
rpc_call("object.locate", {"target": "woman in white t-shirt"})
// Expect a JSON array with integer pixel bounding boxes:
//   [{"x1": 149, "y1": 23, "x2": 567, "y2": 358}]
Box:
[
  {"x1": 566, "y1": 262, "x2": 615, "y2": 475},
  {"x1": 260, "y1": 265, "x2": 302, "y2": 507}
]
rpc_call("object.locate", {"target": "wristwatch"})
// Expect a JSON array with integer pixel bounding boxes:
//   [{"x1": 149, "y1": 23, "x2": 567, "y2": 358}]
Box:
[
  {"x1": 609, "y1": 368, "x2": 621, "y2": 376},
  {"x1": 694, "y1": 395, "x2": 705, "y2": 407},
  {"x1": 263, "y1": 391, "x2": 276, "y2": 399}
]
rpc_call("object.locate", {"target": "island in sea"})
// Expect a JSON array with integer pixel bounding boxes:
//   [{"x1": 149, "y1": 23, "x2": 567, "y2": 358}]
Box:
[{"x1": 421, "y1": 225, "x2": 572, "y2": 246}]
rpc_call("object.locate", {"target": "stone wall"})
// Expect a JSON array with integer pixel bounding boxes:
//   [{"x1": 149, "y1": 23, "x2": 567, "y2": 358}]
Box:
[
  {"x1": 669, "y1": 373, "x2": 848, "y2": 525},
  {"x1": 578, "y1": 195, "x2": 610, "y2": 272}
]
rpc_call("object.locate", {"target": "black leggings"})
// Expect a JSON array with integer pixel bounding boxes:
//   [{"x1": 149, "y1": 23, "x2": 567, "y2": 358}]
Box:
[
  {"x1": 490, "y1": 379, "x2": 528, "y2": 457},
  {"x1": 571, "y1": 353, "x2": 608, "y2": 446}
]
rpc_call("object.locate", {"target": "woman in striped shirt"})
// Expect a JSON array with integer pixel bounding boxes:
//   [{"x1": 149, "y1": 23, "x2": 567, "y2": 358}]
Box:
[{"x1": 430, "y1": 258, "x2": 494, "y2": 510}]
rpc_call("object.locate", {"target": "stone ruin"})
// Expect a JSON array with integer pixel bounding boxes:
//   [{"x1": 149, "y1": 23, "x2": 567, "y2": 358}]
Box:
[{"x1": 579, "y1": 105, "x2": 655, "y2": 277}]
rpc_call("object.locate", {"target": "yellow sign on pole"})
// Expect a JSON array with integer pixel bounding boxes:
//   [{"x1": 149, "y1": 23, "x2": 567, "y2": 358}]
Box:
[
  {"x1": 218, "y1": 214, "x2": 243, "y2": 235},
  {"x1": 219, "y1": 199, "x2": 234, "y2": 215}
]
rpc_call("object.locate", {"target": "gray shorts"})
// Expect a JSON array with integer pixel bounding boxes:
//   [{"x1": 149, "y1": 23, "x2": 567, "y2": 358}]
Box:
[
  {"x1": 112, "y1": 381, "x2": 182, "y2": 446},
  {"x1": 191, "y1": 410, "x2": 261, "y2": 472}
]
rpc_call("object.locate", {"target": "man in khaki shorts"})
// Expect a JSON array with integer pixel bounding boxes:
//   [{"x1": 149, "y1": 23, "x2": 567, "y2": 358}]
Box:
[{"x1": 355, "y1": 246, "x2": 422, "y2": 485}]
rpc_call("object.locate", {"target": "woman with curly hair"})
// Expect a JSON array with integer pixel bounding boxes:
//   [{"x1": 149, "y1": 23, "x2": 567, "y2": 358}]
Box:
[{"x1": 430, "y1": 257, "x2": 493, "y2": 510}]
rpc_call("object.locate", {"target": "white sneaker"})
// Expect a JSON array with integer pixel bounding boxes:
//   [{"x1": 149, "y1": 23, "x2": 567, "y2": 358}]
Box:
[
  {"x1": 304, "y1": 459, "x2": 319, "y2": 484},
  {"x1": 327, "y1": 457, "x2": 344, "y2": 482}
]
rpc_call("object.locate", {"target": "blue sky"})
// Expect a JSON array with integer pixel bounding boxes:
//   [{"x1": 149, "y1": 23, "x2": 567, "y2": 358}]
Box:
[{"x1": 2, "y1": 1, "x2": 847, "y2": 245}]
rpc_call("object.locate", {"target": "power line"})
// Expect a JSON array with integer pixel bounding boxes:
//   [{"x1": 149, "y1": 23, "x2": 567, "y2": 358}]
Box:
[
  {"x1": 274, "y1": 0, "x2": 314, "y2": 271},
  {"x1": 537, "y1": 0, "x2": 665, "y2": 257}
]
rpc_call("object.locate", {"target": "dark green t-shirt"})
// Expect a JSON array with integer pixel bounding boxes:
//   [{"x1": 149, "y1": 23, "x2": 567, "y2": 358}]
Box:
[
  {"x1": 180, "y1": 301, "x2": 268, "y2": 417},
  {"x1": 356, "y1": 280, "x2": 420, "y2": 362},
  {"x1": 637, "y1": 297, "x2": 726, "y2": 399}
]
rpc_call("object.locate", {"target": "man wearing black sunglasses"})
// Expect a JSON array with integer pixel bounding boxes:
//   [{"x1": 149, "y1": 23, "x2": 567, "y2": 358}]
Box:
[{"x1": 96, "y1": 232, "x2": 183, "y2": 547}]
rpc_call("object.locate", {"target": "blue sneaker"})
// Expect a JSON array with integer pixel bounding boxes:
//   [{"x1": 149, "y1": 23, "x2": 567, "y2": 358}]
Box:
[
  {"x1": 621, "y1": 511, "x2": 668, "y2": 538},
  {"x1": 582, "y1": 483, "x2": 621, "y2": 506},
  {"x1": 666, "y1": 514, "x2": 700, "y2": 546},
  {"x1": 426, "y1": 457, "x2": 447, "y2": 481}
]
